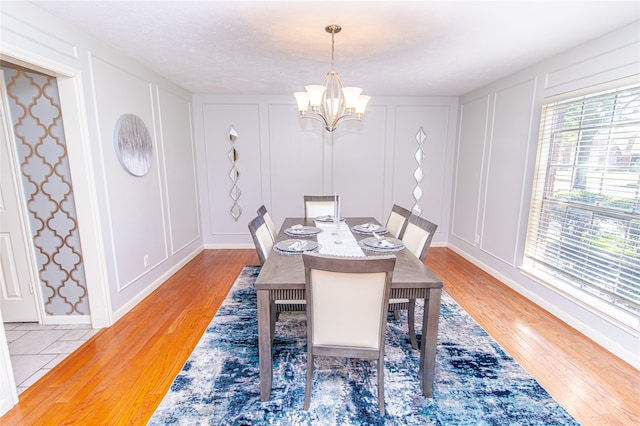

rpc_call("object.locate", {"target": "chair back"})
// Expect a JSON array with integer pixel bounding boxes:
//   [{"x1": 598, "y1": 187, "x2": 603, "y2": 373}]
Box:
[
  {"x1": 385, "y1": 204, "x2": 411, "y2": 238},
  {"x1": 304, "y1": 195, "x2": 338, "y2": 218},
  {"x1": 257, "y1": 205, "x2": 277, "y2": 240},
  {"x1": 248, "y1": 214, "x2": 273, "y2": 265},
  {"x1": 401, "y1": 214, "x2": 438, "y2": 262},
  {"x1": 303, "y1": 254, "x2": 395, "y2": 351}
]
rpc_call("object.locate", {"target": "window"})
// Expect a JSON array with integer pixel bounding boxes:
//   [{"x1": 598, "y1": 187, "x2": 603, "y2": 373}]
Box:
[{"x1": 526, "y1": 82, "x2": 640, "y2": 318}]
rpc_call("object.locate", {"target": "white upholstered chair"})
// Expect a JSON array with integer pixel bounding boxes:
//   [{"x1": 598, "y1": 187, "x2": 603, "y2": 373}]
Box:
[
  {"x1": 248, "y1": 214, "x2": 273, "y2": 266},
  {"x1": 389, "y1": 214, "x2": 438, "y2": 349},
  {"x1": 304, "y1": 195, "x2": 339, "y2": 218},
  {"x1": 302, "y1": 253, "x2": 396, "y2": 416},
  {"x1": 402, "y1": 214, "x2": 438, "y2": 263},
  {"x1": 256, "y1": 205, "x2": 277, "y2": 241},
  {"x1": 385, "y1": 204, "x2": 411, "y2": 238}
]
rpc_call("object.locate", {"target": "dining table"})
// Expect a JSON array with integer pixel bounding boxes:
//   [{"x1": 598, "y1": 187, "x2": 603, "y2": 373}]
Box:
[{"x1": 254, "y1": 216, "x2": 444, "y2": 401}]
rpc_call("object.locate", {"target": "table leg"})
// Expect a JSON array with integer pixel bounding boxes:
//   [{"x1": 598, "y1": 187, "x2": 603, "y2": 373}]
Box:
[
  {"x1": 257, "y1": 290, "x2": 273, "y2": 401},
  {"x1": 420, "y1": 288, "x2": 441, "y2": 397}
]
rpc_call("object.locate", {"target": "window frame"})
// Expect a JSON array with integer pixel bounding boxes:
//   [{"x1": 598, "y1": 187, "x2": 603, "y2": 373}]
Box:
[{"x1": 523, "y1": 78, "x2": 640, "y2": 329}]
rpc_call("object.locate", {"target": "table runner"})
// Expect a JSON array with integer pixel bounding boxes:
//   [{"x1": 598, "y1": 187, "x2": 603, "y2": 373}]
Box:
[{"x1": 314, "y1": 220, "x2": 365, "y2": 257}]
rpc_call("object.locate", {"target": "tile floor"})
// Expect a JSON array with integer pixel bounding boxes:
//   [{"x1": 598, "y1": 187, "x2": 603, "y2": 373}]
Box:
[{"x1": 4, "y1": 322, "x2": 98, "y2": 394}]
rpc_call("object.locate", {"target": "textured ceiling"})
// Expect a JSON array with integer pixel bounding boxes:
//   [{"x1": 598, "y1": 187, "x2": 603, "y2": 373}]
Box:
[{"x1": 30, "y1": 1, "x2": 640, "y2": 96}]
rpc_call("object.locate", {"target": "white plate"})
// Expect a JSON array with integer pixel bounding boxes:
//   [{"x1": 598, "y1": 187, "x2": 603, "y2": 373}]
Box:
[
  {"x1": 361, "y1": 236, "x2": 404, "y2": 250},
  {"x1": 315, "y1": 215, "x2": 344, "y2": 223},
  {"x1": 284, "y1": 226, "x2": 322, "y2": 236},
  {"x1": 274, "y1": 239, "x2": 320, "y2": 253},
  {"x1": 352, "y1": 223, "x2": 388, "y2": 235}
]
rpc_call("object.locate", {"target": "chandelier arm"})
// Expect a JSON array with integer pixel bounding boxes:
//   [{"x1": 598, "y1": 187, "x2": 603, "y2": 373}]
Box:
[
  {"x1": 305, "y1": 111, "x2": 331, "y2": 128},
  {"x1": 332, "y1": 113, "x2": 360, "y2": 128}
]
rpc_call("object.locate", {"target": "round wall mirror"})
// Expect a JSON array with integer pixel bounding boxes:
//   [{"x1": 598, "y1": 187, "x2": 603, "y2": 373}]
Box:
[{"x1": 114, "y1": 114, "x2": 153, "y2": 176}]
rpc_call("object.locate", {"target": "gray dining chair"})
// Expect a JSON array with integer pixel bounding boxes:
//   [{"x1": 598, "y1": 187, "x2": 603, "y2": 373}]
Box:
[
  {"x1": 402, "y1": 214, "x2": 438, "y2": 262},
  {"x1": 304, "y1": 195, "x2": 339, "y2": 218},
  {"x1": 257, "y1": 205, "x2": 277, "y2": 241},
  {"x1": 384, "y1": 204, "x2": 411, "y2": 332},
  {"x1": 385, "y1": 204, "x2": 411, "y2": 238},
  {"x1": 249, "y1": 214, "x2": 305, "y2": 331},
  {"x1": 389, "y1": 214, "x2": 438, "y2": 349},
  {"x1": 248, "y1": 214, "x2": 273, "y2": 266},
  {"x1": 302, "y1": 253, "x2": 396, "y2": 416}
]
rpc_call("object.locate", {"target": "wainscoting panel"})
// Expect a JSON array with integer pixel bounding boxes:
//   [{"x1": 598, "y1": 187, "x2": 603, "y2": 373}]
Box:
[
  {"x1": 268, "y1": 104, "x2": 325, "y2": 227},
  {"x1": 156, "y1": 88, "x2": 200, "y2": 254},
  {"x1": 394, "y1": 104, "x2": 452, "y2": 232},
  {"x1": 90, "y1": 56, "x2": 168, "y2": 294},
  {"x1": 480, "y1": 79, "x2": 537, "y2": 266},
  {"x1": 332, "y1": 104, "x2": 387, "y2": 220},
  {"x1": 202, "y1": 103, "x2": 262, "y2": 239},
  {"x1": 0, "y1": 9, "x2": 79, "y2": 61},
  {"x1": 451, "y1": 96, "x2": 489, "y2": 246},
  {"x1": 545, "y1": 40, "x2": 640, "y2": 93}
]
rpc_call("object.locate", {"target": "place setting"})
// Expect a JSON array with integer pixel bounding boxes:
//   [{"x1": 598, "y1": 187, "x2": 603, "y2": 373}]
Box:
[
  {"x1": 273, "y1": 239, "x2": 320, "y2": 255},
  {"x1": 284, "y1": 224, "x2": 322, "y2": 237},
  {"x1": 314, "y1": 215, "x2": 345, "y2": 223},
  {"x1": 359, "y1": 233, "x2": 404, "y2": 253},
  {"x1": 314, "y1": 193, "x2": 344, "y2": 223},
  {"x1": 351, "y1": 222, "x2": 388, "y2": 235}
]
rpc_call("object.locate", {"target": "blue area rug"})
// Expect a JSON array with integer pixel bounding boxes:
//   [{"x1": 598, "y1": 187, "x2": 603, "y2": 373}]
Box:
[{"x1": 149, "y1": 265, "x2": 578, "y2": 425}]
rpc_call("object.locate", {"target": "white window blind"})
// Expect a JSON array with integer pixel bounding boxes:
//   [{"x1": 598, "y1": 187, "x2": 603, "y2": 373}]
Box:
[{"x1": 526, "y1": 82, "x2": 640, "y2": 316}]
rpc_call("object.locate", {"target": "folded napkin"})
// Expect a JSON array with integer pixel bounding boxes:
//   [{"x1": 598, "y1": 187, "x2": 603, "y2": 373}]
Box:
[
  {"x1": 288, "y1": 240, "x2": 308, "y2": 251},
  {"x1": 378, "y1": 239, "x2": 394, "y2": 248},
  {"x1": 291, "y1": 224, "x2": 304, "y2": 233},
  {"x1": 362, "y1": 223, "x2": 380, "y2": 231}
]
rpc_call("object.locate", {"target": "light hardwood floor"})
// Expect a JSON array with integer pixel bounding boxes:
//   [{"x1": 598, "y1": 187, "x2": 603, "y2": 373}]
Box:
[{"x1": 1, "y1": 248, "x2": 638, "y2": 425}]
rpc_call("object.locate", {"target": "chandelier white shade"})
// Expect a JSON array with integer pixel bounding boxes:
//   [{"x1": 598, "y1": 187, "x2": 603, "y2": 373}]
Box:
[{"x1": 294, "y1": 25, "x2": 370, "y2": 132}]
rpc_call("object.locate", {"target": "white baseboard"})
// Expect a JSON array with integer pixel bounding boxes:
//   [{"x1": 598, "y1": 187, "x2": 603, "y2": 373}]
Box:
[
  {"x1": 40, "y1": 315, "x2": 92, "y2": 326},
  {"x1": 204, "y1": 243, "x2": 254, "y2": 249},
  {"x1": 112, "y1": 246, "x2": 203, "y2": 322}
]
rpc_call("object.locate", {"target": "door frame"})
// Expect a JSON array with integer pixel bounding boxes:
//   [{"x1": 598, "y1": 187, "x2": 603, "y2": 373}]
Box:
[
  {"x1": 0, "y1": 45, "x2": 112, "y2": 329},
  {"x1": 0, "y1": 41, "x2": 113, "y2": 411}
]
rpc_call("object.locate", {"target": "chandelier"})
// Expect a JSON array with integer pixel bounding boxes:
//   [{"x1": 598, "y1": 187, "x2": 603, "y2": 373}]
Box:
[{"x1": 294, "y1": 25, "x2": 370, "y2": 132}]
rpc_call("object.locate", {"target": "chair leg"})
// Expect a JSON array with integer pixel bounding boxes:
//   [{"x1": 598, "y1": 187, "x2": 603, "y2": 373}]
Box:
[
  {"x1": 304, "y1": 351, "x2": 313, "y2": 410},
  {"x1": 270, "y1": 303, "x2": 276, "y2": 344},
  {"x1": 393, "y1": 308, "x2": 400, "y2": 321},
  {"x1": 408, "y1": 299, "x2": 418, "y2": 349},
  {"x1": 378, "y1": 356, "x2": 385, "y2": 416}
]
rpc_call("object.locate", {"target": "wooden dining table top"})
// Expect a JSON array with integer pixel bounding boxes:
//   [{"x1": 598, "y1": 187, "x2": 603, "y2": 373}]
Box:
[{"x1": 255, "y1": 217, "x2": 443, "y2": 291}]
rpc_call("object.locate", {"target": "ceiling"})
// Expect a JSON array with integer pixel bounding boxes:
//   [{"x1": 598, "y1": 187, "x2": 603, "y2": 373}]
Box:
[{"x1": 29, "y1": 1, "x2": 640, "y2": 97}]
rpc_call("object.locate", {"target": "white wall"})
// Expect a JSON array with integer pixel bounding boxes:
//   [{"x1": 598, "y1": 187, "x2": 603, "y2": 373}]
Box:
[
  {"x1": 0, "y1": 2, "x2": 202, "y2": 321},
  {"x1": 450, "y1": 21, "x2": 640, "y2": 368},
  {"x1": 193, "y1": 95, "x2": 457, "y2": 247}
]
